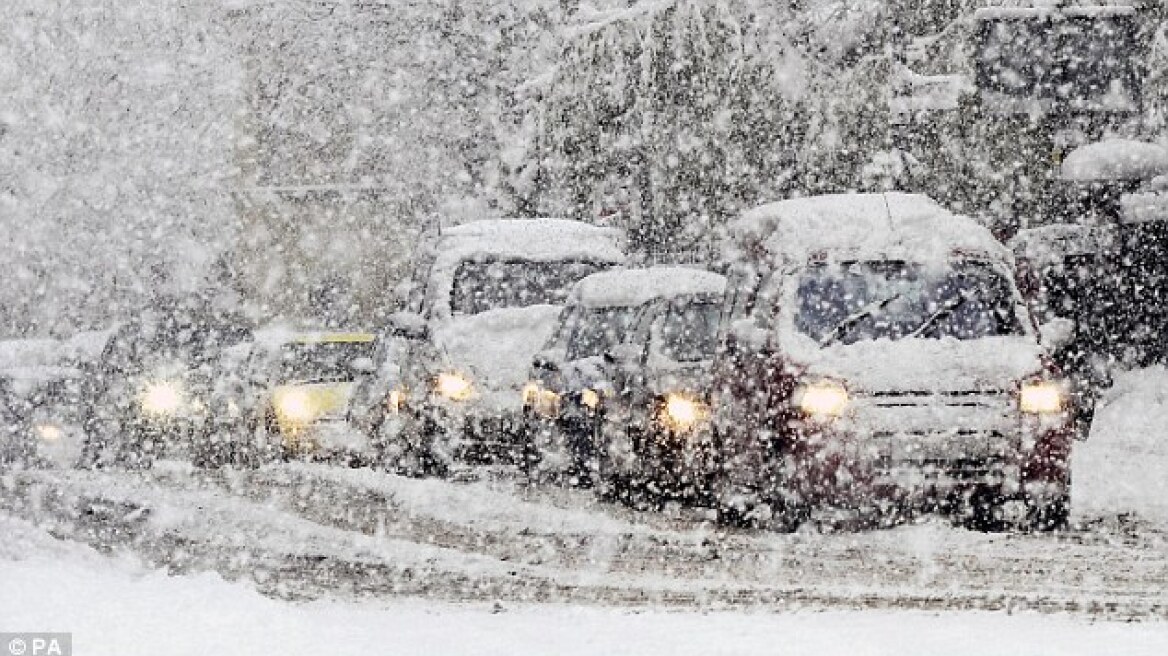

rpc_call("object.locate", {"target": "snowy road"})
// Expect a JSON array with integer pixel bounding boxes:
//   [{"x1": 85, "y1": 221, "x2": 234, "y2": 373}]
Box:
[
  {"x1": 2, "y1": 460, "x2": 1165, "y2": 619},
  {"x1": 3, "y1": 367, "x2": 1168, "y2": 656}
]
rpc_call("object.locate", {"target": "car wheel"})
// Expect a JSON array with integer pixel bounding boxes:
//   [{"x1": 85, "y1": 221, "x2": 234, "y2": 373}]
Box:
[{"x1": 1024, "y1": 494, "x2": 1070, "y2": 532}]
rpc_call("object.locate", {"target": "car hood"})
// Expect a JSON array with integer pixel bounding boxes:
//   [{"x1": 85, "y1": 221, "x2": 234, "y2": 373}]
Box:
[
  {"x1": 795, "y1": 336, "x2": 1046, "y2": 393},
  {"x1": 433, "y1": 305, "x2": 563, "y2": 404}
]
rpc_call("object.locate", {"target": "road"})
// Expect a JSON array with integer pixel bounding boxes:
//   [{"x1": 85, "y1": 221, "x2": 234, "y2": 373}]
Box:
[{"x1": 1, "y1": 461, "x2": 1165, "y2": 619}]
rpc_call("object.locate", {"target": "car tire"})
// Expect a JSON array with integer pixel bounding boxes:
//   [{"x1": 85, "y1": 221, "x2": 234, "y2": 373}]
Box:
[{"x1": 1025, "y1": 494, "x2": 1070, "y2": 532}]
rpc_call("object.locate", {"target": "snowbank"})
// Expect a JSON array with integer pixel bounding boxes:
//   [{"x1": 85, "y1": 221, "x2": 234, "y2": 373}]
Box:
[
  {"x1": 2, "y1": 520, "x2": 1165, "y2": 656},
  {"x1": 1074, "y1": 367, "x2": 1168, "y2": 523}
]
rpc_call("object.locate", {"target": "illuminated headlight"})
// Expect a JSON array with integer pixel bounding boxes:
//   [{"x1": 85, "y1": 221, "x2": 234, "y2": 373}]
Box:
[
  {"x1": 34, "y1": 423, "x2": 63, "y2": 441},
  {"x1": 523, "y1": 382, "x2": 560, "y2": 417},
  {"x1": 276, "y1": 389, "x2": 316, "y2": 423},
  {"x1": 581, "y1": 388, "x2": 601, "y2": 411},
  {"x1": 660, "y1": 393, "x2": 709, "y2": 432},
  {"x1": 386, "y1": 388, "x2": 406, "y2": 414},
  {"x1": 795, "y1": 381, "x2": 849, "y2": 418},
  {"x1": 435, "y1": 372, "x2": 474, "y2": 401},
  {"x1": 140, "y1": 381, "x2": 184, "y2": 416},
  {"x1": 1020, "y1": 382, "x2": 1064, "y2": 414}
]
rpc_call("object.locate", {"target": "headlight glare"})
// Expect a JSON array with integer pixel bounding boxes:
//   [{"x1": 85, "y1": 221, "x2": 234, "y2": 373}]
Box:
[
  {"x1": 140, "y1": 381, "x2": 183, "y2": 416},
  {"x1": 1020, "y1": 382, "x2": 1064, "y2": 414},
  {"x1": 277, "y1": 389, "x2": 316, "y2": 423},
  {"x1": 35, "y1": 423, "x2": 63, "y2": 441},
  {"x1": 435, "y1": 372, "x2": 473, "y2": 401},
  {"x1": 523, "y1": 381, "x2": 560, "y2": 417},
  {"x1": 581, "y1": 388, "x2": 601, "y2": 411},
  {"x1": 660, "y1": 393, "x2": 708, "y2": 432},
  {"x1": 796, "y1": 381, "x2": 849, "y2": 418}
]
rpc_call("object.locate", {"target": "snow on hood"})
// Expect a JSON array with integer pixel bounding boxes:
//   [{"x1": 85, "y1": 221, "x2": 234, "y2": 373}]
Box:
[
  {"x1": 1061, "y1": 140, "x2": 1168, "y2": 183},
  {"x1": 433, "y1": 305, "x2": 563, "y2": 405},
  {"x1": 792, "y1": 336, "x2": 1046, "y2": 393}
]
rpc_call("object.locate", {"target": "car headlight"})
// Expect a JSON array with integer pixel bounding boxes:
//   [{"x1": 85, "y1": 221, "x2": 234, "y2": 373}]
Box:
[
  {"x1": 386, "y1": 388, "x2": 406, "y2": 414},
  {"x1": 795, "y1": 381, "x2": 849, "y2": 418},
  {"x1": 276, "y1": 389, "x2": 316, "y2": 423},
  {"x1": 1020, "y1": 381, "x2": 1064, "y2": 414},
  {"x1": 34, "y1": 423, "x2": 63, "y2": 441},
  {"x1": 659, "y1": 393, "x2": 709, "y2": 432},
  {"x1": 435, "y1": 372, "x2": 473, "y2": 401},
  {"x1": 140, "y1": 380, "x2": 184, "y2": 416},
  {"x1": 581, "y1": 388, "x2": 601, "y2": 411},
  {"x1": 523, "y1": 382, "x2": 560, "y2": 417}
]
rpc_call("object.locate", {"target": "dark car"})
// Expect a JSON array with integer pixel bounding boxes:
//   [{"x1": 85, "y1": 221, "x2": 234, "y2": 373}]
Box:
[
  {"x1": 521, "y1": 267, "x2": 724, "y2": 489},
  {"x1": 82, "y1": 298, "x2": 252, "y2": 468}
]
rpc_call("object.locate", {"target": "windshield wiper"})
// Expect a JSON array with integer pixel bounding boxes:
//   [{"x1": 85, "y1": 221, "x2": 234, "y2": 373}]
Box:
[
  {"x1": 907, "y1": 291, "x2": 971, "y2": 339},
  {"x1": 819, "y1": 293, "x2": 902, "y2": 347}
]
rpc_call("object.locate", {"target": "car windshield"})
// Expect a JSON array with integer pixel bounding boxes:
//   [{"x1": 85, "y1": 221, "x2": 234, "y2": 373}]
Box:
[
  {"x1": 566, "y1": 306, "x2": 638, "y2": 361},
  {"x1": 794, "y1": 260, "x2": 1023, "y2": 345},
  {"x1": 450, "y1": 259, "x2": 607, "y2": 316},
  {"x1": 275, "y1": 340, "x2": 375, "y2": 384},
  {"x1": 656, "y1": 300, "x2": 721, "y2": 362}
]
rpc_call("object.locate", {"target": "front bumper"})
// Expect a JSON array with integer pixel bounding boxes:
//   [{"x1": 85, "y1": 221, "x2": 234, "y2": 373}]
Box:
[{"x1": 278, "y1": 417, "x2": 373, "y2": 462}]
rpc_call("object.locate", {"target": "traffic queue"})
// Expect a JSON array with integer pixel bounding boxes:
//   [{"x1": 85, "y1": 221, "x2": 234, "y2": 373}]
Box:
[{"x1": 0, "y1": 192, "x2": 1082, "y2": 533}]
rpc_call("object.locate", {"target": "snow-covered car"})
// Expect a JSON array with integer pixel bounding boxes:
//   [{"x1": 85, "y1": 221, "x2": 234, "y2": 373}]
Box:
[
  {"x1": 519, "y1": 267, "x2": 725, "y2": 496},
  {"x1": 82, "y1": 300, "x2": 253, "y2": 468},
  {"x1": 245, "y1": 329, "x2": 378, "y2": 465},
  {"x1": 708, "y1": 193, "x2": 1077, "y2": 532},
  {"x1": 376, "y1": 218, "x2": 626, "y2": 476},
  {"x1": 0, "y1": 333, "x2": 111, "y2": 468}
]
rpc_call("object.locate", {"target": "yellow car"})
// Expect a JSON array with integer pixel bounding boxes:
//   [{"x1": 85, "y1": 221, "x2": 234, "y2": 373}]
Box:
[{"x1": 253, "y1": 331, "x2": 377, "y2": 461}]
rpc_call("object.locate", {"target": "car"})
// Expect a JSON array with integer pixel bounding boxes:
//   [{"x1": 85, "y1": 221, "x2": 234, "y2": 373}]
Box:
[
  {"x1": 520, "y1": 267, "x2": 726, "y2": 499},
  {"x1": 244, "y1": 328, "x2": 379, "y2": 465},
  {"x1": 706, "y1": 192, "x2": 1077, "y2": 532},
  {"x1": 0, "y1": 333, "x2": 109, "y2": 468},
  {"x1": 82, "y1": 299, "x2": 253, "y2": 468},
  {"x1": 376, "y1": 218, "x2": 627, "y2": 477}
]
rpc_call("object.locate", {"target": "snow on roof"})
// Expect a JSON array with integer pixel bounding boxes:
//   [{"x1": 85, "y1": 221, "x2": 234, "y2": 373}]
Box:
[
  {"x1": 729, "y1": 193, "x2": 1009, "y2": 266},
  {"x1": 437, "y1": 218, "x2": 626, "y2": 265},
  {"x1": 571, "y1": 267, "x2": 726, "y2": 309},
  {"x1": 1061, "y1": 140, "x2": 1168, "y2": 183},
  {"x1": 0, "y1": 339, "x2": 67, "y2": 370},
  {"x1": 974, "y1": 1, "x2": 1136, "y2": 20}
]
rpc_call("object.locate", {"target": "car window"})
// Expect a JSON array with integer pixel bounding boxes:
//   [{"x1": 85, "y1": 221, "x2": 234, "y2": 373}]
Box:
[
  {"x1": 565, "y1": 306, "x2": 638, "y2": 361},
  {"x1": 794, "y1": 260, "x2": 1023, "y2": 345},
  {"x1": 274, "y1": 341, "x2": 377, "y2": 384},
  {"x1": 654, "y1": 299, "x2": 722, "y2": 362},
  {"x1": 450, "y1": 259, "x2": 607, "y2": 315}
]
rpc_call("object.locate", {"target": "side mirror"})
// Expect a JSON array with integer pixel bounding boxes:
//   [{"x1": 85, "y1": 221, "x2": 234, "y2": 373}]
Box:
[
  {"x1": 1039, "y1": 317, "x2": 1075, "y2": 351},
  {"x1": 387, "y1": 312, "x2": 429, "y2": 341},
  {"x1": 350, "y1": 357, "x2": 376, "y2": 374},
  {"x1": 532, "y1": 352, "x2": 561, "y2": 373}
]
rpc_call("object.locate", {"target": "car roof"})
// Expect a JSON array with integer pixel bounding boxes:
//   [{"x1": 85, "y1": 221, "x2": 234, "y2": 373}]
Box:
[
  {"x1": 436, "y1": 218, "x2": 627, "y2": 264},
  {"x1": 728, "y1": 192, "x2": 1011, "y2": 267},
  {"x1": 571, "y1": 267, "x2": 726, "y2": 309}
]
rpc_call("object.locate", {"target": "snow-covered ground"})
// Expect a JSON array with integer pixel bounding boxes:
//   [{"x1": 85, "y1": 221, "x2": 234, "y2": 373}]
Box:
[
  {"x1": 2, "y1": 367, "x2": 1168, "y2": 653},
  {"x1": 2, "y1": 514, "x2": 1165, "y2": 656}
]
